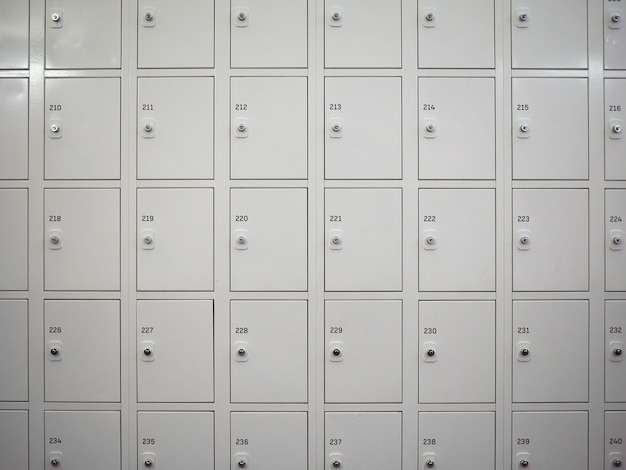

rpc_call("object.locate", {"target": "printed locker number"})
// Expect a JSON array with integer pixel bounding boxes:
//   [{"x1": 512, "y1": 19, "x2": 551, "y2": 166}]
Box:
[
  {"x1": 49, "y1": 216, "x2": 62, "y2": 222},
  {"x1": 329, "y1": 104, "x2": 342, "y2": 110},
  {"x1": 609, "y1": 105, "x2": 623, "y2": 112},
  {"x1": 235, "y1": 215, "x2": 248, "y2": 222},
  {"x1": 235, "y1": 439, "x2": 249, "y2": 446},
  {"x1": 517, "y1": 104, "x2": 530, "y2": 111},
  {"x1": 142, "y1": 438, "x2": 156, "y2": 445},
  {"x1": 329, "y1": 439, "x2": 342, "y2": 446},
  {"x1": 609, "y1": 216, "x2": 623, "y2": 223},
  {"x1": 49, "y1": 105, "x2": 62, "y2": 111},
  {"x1": 234, "y1": 104, "x2": 248, "y2": 111},
  {"x1": 329, "y1": 327, "x2": 343, "y2": 333},
  {"x1": 49, "y1": 438, "x2": 62, "y2": 444},
  {"x1": 423, "y1": 216, "x2": 436, "y2": 222},
  {"x1": 141, "y1": 327, "x2": 154, "y2": 333},
  {"x1": 329, "y1": 216, "x2": 342, "y2": 222},
  {"x1": 49, "y1": 327, "x2": 62, "y2": 333},
  {"x1": 142, "y1": 104, "x2": 154, "y2": 111},
  {"x1": 517, "y1": 327, "x2": 530, "y2": 334},
  {"x1": 423, "y1": 328, "x2": 437, "y2": 334},
  {"x1": 517, "y1": 216, "x2": 530, "y2": 222},
  {"x1": 610, "y1": 327, "x2": 623, "y2": 333},
  {"x1": 610, "y1": 438, "x2": 624, "y2": 445},
  {"x1": 423, "y1": 104, "x2": 436, "y2": 111},
  {"x1": 423, "y1": 439, "x2": 437, "y2": 445},
  {"x1": 234, "y1": 327, "x2": 248, "y2": 334},
  {"x1": 141, "y1": 215, "x2": 155, "y2": 222},
  {"x1": 517, "y1": 438, "x2": 531, "y2": 445}
]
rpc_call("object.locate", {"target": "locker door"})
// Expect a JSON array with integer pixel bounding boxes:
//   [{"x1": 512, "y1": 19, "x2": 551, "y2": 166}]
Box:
[
  {"x1": 419, "y1": 189, "x2": 495, "y2": 292},
  {"x1": 137, "y1": 300, "x2": 214, "y2": 403},
  {"x1": 231, "y1": 77, "x2": 308, "y2": 180},
  {"x1": 137, "y1": 188, "x2": 214, "y2": 291},
  {"x1": 513, "y1": 189, "x2": 588, "y2": 292},
  {"x1": 0, "y1": 411, "x2": 28, "y2": 469},
  {"x1": 606, "y1": 412, "x2": 626, "y2": 470},
  {"x1": 0, "y1": 0, "x2": 29, "y2": 69},
  {"x1": 606, "y1": 301, "x2": 626, "y2": 403},
  {"x1": 137, "y1": 77, "x2": 214, "y2": 180},
  {"x1": 0, "y1": 79, "x2": 28, "y2": 179},
  {"x1": 45, "y1": 300, "x2": 120, "y2": 402},
  {"x1": 0, "y1": 189, "x2": 28, "y2": 291},
  {"x1": 511, "y1": 0, "x2": 587, "y2": 69},
  {"x1": 513, "y1": 301, "x2": 588, "y2": 403},
  {"x1": 418, "y1": 78, "x2": 495, "y2": 180},
  {"x1": 137, "y1": 0, "x2": 214, "y2": 68},
  {"x1": 45, "y1": 189, "x2": 120, "y2": 291},
  {"x1": 45, "y1": 78, "x2": 121, "y2": 180},
  {"x1": 230, "y1": 188, "x2": 307, "y2": 292},
  {"x1": 0, "y1": 300, "x2": 28, "y2": 401},
  {"x1": 138, "y1": 412, "x2": 215, "y2": 469},
  {"x1": 605, "y1": 3, "x2": 626, "y2": 70},
  {"x1": 231, "y1": 301, "x2": 307, "y2": 403},
  {"x1": 606, "y1": 190, "x2": 626, "y2": 291},
  {"x1": 324, "y1": 0, "x2": 401, "y2": 68},
  {"x1": 45, "y1": 0, "x2": 121, "y2": 69},
  {"x1": 325, "y1": 301, "x2": 402, "y2": 403},
  {"x1": 231, "y1": 412, "x2": 307, "y2": 470},
  {"x1": 605, "y1": 80, "x2": 626, "y2": 180},
  {"x1": 419, "y1": 301, "x2": 495, "y2": 403},
  {"x1": 325, "y1": 189, "x2": 402, "y2": 292}
]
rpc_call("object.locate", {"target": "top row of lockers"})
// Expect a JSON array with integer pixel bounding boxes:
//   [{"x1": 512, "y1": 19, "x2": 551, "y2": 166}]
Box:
[{"x1": 2, "y1": 0, "x2": 624, "y2": 70}]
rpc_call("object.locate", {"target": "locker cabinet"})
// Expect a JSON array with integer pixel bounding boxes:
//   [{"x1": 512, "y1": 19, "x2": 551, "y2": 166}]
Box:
[
  {"x1": 138, "y1": 412, "x2": 215, "y2": 469},
  {"x1": 45, "y1": 0, "x2": 121, "y2": 69},
  {"x1": 511, "y1": 0, "x2": 587, "y2": 69},
  {"x1": 419, "y1": 189, "x2": 495, "y2": 292},
  {"x1": 231, "y1": 412, "x2": 307, "y2": 470},
  {"x1": 606, "y1": 190, "x2": 626, "y2": 291},
  {"x1": 0, "y1": 0, "x2": 29, "y2": 69},
  {"x1": 325, "y1": 300, "x2": 402, "y2": 403},
  {"x1": 0, "y1": 300, "x2": 28, "y2": 401},
  {"x1": 45, "y1": 411, "x2": 120, "y2": 470},
  {"x1": 137, "y1": 188, "x2": 214, "y2": 291},
  {"x1": 0, "y1": 410, "x2": 28, "y2": 469},
  {"x1": 418, "y1": 412, "x2": 495, "y2": 470},
  {"x1": 513, "y1": 301, "x2": 588, "y2": 403},
  {"x1": 325, "y1": 188, "x2": 402, "y2": 292},
  {"x1": 605, "y1": 2, "x2": 626, "y2": 70},
  {"x1": 512, "y1": 412, "x2": 588, "y2": 469},
  {"x1": 419, "y1": 301, "x2": 495, "y2": 403},
  {"x1": 137, "y1": 0, "x2": 214, "y2": 68},
  {"x1": 0, "y1": 79, "x2": 28, "y2": 179},
  {"x1": 45, "y1": 78, "x2": 121, "y2": 180},
  {"x1": 325, "y1": 77, "x2": 402, "y2": 180},
  {"x1": 325, "y1": 412, "x2": 402, "y2": 469},
  {"x1": 45, "y1": 189, "x2": 120, "y2": 291},
  {"x1": 0, "y1": 189, "x2": 28, "y2": 291},
  {"x1": 231, "y1": 0, "x2": 307, "y2": 68},
  {"x1": 137, "y1": 300, "x2": 214, "y2": 403},
  {"x1": 418, "y1": 0, "x2": 494, "y2": 69},
  {"x1": 606, "y1": 412, "x2": 626, "y2": 470},
  {"x1": 231, "y1": 77, "x2": 308, "y2": 179},
  {"x1": 137, "y1": 77, "x2": 214, "y2": 180},
  {"x1": 606, "y1": 80, "x2": 626, "y2": 180},
  {"x1": 606, "y1": 301, "x2": 626, "y2": 403},
  {"x1": 230, "y1": 188, "x2": 307, "y2": 292},
  {"x1": 418, "y1": 78, "x2": 495, "y2": 180},
  {"x1": 231, "y1": 300, "x2": 307, "y2": 403},
  {"x1": 512, "y1": 78, "x2": 588, "y2": 180},
  {"x1": 513, "y1": 189, "x2": 588, "y2": 292},
  {"x1": 324, "y1": 0, "x2": 401, "y2": 68},
  {"x1": 45, "y1": 300, "x2": 120, "y2": 402}
]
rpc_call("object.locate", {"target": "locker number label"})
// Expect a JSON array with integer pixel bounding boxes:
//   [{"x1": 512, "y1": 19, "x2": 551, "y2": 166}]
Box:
[
  {"x1": 423, "y1": 439, "x2": 437, "y2": 445},
  {"x1": 609, "y1": 105, "x2": 622, "y2": 112},
  {"x1": 329, "y1": 104, "x2": 342, "y2": 110},
  {"x1": 609, "y1": 327, "x2": 623, "y2": 334},
  {"x1": 141, "y1": 215, "x2": 155, "y2": 222},
  {"x1": 329, "y1": 439, "x2": 342, "y2": 446},
  {"x1": 423, "y1": 104, "x2": 436, "y2": 111},
  {"x1": 49, "y1": 215, "x2": 62, "y2": 222},
  {"x1": 235, "y1": 327, "x2": 249, "y2": 334},
  {"x1": 610, "y1": 438, "x2": 623, "y2": 445},
  {"x1": 141, "y1": 327, "x2": 154, "y2": 334},
  {"x1": 517, "y1": 327, "x2": 530, "y2": 334},
  {"x1": 329, "y1": 215, "x2": 342, "y2": 222},
  {"x1": 329, "y1": 327, "x2": 343, "y2": 333},
  {"x1": 517, "y1": 216, "x2": 530, "y2": 222},
  {"x1": 49, "y1": 437, "x2": 62, "y2": 444},
  {"x1": 49, "y1": 104, "x2": 62, "y2": 111},
  {"x1": 142, "y1": 438, "x2": 156, "y2": 445},
  {"x1": 234, "y1": 104, "x2": 248, "y2": 111},
  {"x1": 142, "y1": 104, "x2": 154, "y2": 111},
  {"x1": 609, "y1": 216, "x2": 623, "y2": 223},
  {"x1": 235, "y1": 439, "x2": 249, "y2": 446},
  {"x1": 49, "y1": 327, "x2": 62, "y2": 334},
  {"x1": 423, "y1": 216, "x2": 436, "y2": 222},
  {"x1": 423, "y1": 328, "x2": 437, "y2": 334},
  {"x1": 516, "y1": 104, "x2": 529, "y2": 111},
  {"x1": 517, "y1": 438, "x2": 530, "y2": 445},
  {"x1": 235, "y1": 215, "x2": 249, "y2": 222}
]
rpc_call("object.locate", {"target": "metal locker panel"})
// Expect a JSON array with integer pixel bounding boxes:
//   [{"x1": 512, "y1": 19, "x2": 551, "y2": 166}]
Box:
[
  {"x1": 419, "y1": 189, "x2": 495, "y2": 292},
  {"x1": 45, "y1": 78, "x2": 121, "y2": 180},
  {"x1": 138, "y1": 412, "x2": 215, "y2": 470},
  {"x1": 230, "y1": 412, "x2": 307, "y2": 470},
  {"x1": 0, "y1": 300, "x2": 28, "y2": 401},
  {"x1": 137, "y1": 0, "x2": 214, "y2": 68},
  {"x1": 45, "y1": 0, "x2": 121, "y2": 69},
  {"x1": 325, "y1": 412, "x2": 402, "y2": 469},
  {"x1": 0, "y1": 78, "x2": 28, "y2": 179},
  {"x1": 325, "y1": 188, "x2": 402, "y2": 292},
  {"x1": 44, "y1": 300, "x2": 120, "y2": 402},
  {"x1": 325, "y1": 300, "x2": 402, "y2": 403},
  {"x1": 230, "y1": 301, "x2": 307, "y2": 403},
  {"x1": 512, "y1": 78, "x2": 588, "y2": 180},
  {"x1": 418, "y1": 78, "x2": 495, "y2": 180},
  {"x1": 512, "y1": 412, "x2": 588, "y2": 469},
  {"x1": 324, "y1": 0, "x2": 401, "y2": 68},
  {"x1": 0, "y1": 410, "x2": 28, "y2": 469},
  {"x1": 418, "y1": 0, "x2": 495, "y2": 68},
  {"x1": 0, "y1": 189, "x2": 28, "y2": 291},
  {"x1": 0, "y1": 0, "x2": 29, "y2": 69},
  {"x1": 605, "y1": 79, "x2": 626, "y2": 180},
  {"x1": 418, "y1": 412, "x2": 495, "y2": 470},
  {"x1": 511, "y1": 0, "x2": 588, "y2": 69},
  {"x1": 606, "y1": 412, "x2": 626, "y2": 469},
  {"x1": 45, "y1": 411, "x2": 120, "y2": 470},
  {"x1": 513, "y1": 189, "x2": 588, "y2": 292},
  {"x1": 606, "y1": 190, "x2": 626, "y2": 291},
  {"x1": 325, "y1": 77, "x2": 402, "y2": 180},
  {"x1": 231, "y1": 77, "x2": 308, "y2": 179},
  {"x1": 137, "y1": 188, "x2": 214, "y2": 291},
  {"x1": 513, "y1": 300, "x2": 589, "y2": 403},
  {"x1": 137, "y1": 300, "x2": 214, "y2": 403},
  {"x1": 419, "y1": 301, "x2": 495, "y2": 403},
  {"x1": 606, "y1": 301, "x2": 626, "y2": 403},
  {"x1": 230, "y1": 188, "x2": 307, "y2": 292},
  {"x1": 605, "y1": 3, "x2": 626, "y2": 70},
  {"x1": 44, "y1": 189, "x2": 120, "y2": 291},
  {"x1": 137, "y1": 77, "x2": 214, "y2": 180},
  {"x1": 231, "y1": 0, "x2": 307, "y2": 68}
]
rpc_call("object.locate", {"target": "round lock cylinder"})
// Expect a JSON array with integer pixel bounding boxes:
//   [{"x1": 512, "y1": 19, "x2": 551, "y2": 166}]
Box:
[
  {"x1": 519, "y1": 123, "x2": 530, "y2": 134},
  {"x1": 332, "y1": 460, "x2": 341, "y2": 468},
  {"x1": 144, "y1": 12, "x2": 153, "y2": 21},
  {"x1": 614, "y1": 347, "x2": 623, "y2": 357},
  {"x1": 614, "y1": 123, "x2": 623, "y2": 134},
  {"x1": 614, "y1": 459, "x2": 623, "y2": 468},
  {"x1": 51, "y1": 459, "x2": 61, "y2": 467},
  {"x1": 50, "y1": 347, "x2": 59, "y2": 356},
  {"x1": 144, "y1": 122, "x2": 153, "y2": 133},
  {"x1": 614, "y1": 235, "x2": 623, "y2": 246},
  {"x1": 520, "y1": 459, "x2": 529, "y2": 468},
  {"x1": 238, "y1": 459, "x2": 247, "y2": 468},
  {"x1": 521, "y1": 348, "x2": 530, "y2": 357},
  {"x1": 143, "y1": 348, "x2": 152, "y2": 357},
  {"x1": 50, "y1": 235, "x2": 60, "y2": 245},
  {"x1": 519, "y1": 13, "x2": 529, "y2": 22},
  {"x1": 612, "y1": 13, "x2": 622, "y2": 23},
  {"x1": 237, "y1": 11, "x2": 248, "y2": 22},
  {"x1": 426, "y1": 459, "x2": 435, "y2": 468},
  {"x1": 51, "y1": 13, "x2": 61, "y2": 22},
  {"x1": 50, "y1": 124, "x2": 60, "y2": 133},
  {"x1": 238, "y1": 348, "x2": 246, "y2": 357},
  {"x1": 144, "y1": 459, "x2": 154, "y2": 468},
  {"x1": 332, "y1": 348, "x2": 341, "y2": 357},
  {"x1": 426, "y1": 348, "x2": 436, "y2": 357},
  {"x1": 331, "y1": 11, "x2": 342, "y2": 21},
  {"x1": 425, "y1": 12, "x2": 435, "y2": 22}
]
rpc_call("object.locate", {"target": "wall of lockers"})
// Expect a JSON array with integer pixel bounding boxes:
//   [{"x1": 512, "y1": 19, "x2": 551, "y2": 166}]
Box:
[{"x1": 0, "y1": 0, "x2": 625, "y2": 468}]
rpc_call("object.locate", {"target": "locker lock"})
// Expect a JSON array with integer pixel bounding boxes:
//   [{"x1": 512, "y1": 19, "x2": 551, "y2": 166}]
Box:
[
  {"x1": 49, "y1": 452, "x2": 63, "y2": 469},
  {"x1": 50, "y1": 10, "x2": 63, "y2": 28},
  {"x1": 423, "y1": 119, "x2": 437, "y2": 138},
  {"x1": 424, "y1": 453, "x2": 437, "y2": 468},
  {"x1": 422, "y1": 8, "x2": 437, "y2": 27},
  {"x1": 517, "y1": 342, "x2": 532, "y2": 362},
  {"x1": 517, "y1": 230, "x2": 531, "y2": 251},
  {"x1": 332, "y1": 460, "x2": 341, "y2": 468},
  {"x1": 234, "y1": 230, "x2": 249, "y2": 250},
  {"x1": 51, "y1": 13, "x2": 61, "y2": 22},
  {"x1": 517, "y1": 452, "x2": 530, "y2": 468},
  {"x1": 238, "y1": 459, "x2": 247, "y2": 468},
  {"x1": 520, "y1": 459, "x2": 529, "y2": 468},
  {"x1": 610, "y1": 120, "x2": 623, "y2": 139},
  {"x1": 234, "y1": 119, "x2": 249, "y2": 138},
  {"x1": 48, "y1": 341, "x2": 62, "y2": 361},
  {"x1": 234, "y1": 342, "x2": 249, "y2": 362},
  {"x1": 610, "y1": 230, "x2": 624, "y2": 251},
  {"x1": 235, "y1": 452, "x2": 249, "y2": 468},
  {"x1": 517, "y1": 119, "x2": 531, "y2": 138},
  {"x1": 424, "y1": 342, "x2": 437, "y2": 362},
  {"x1": 144, "y1": 11, "x2": 154, "y2": 22},
  {"x1": 142, "y1": 8, "x2": 156, "y2": 27},
  {"x1": 144, "y1": 459, "x2": 154, "y2": 467},
  {"x1": 329, "y1": 230, "x2": 344, "y2": 250},
  {"x1": 142, "y1": 453, "x2": 156, "y2": 469},
  {"x1": 48, "y1": 230, "x2": 63, "y2": 250},
  {"x1": 141, "y1": 119, "x2": 156, "y2": 138},
  {"x1": 329, "y1": 342, "x2": 343, "y2": 361},
  {"x1": 329, "y1": 119, "x2": 344, "y2": 138},
  {"x1": 426, "y1": 459, "x2": 435, "y2": 468},
  {"x1": 516, "y1": 9, "x2": 530, "y2": 27},
  {"x1": 49, "y1": 120, "x2": 63, "y2": 139},
  {"x1": 330, "y1": 453, "x2": 343, "y2": 468},
  {"x1": 609, "y1": 11, "x2": 622, "y2": 28},
  {"x1": 615, "y1": 348, "x2": 623, "y2": 357},
  {"x1": 611, "y1": 342, "x2": 624, "y2": 362},
  {"x1": 141, "y1": 342, "x2": 155, "y2": 362},
  {"x1": 235, "y1": 8, "x2": 249, "y2": 27},
  {"x1": 141, "y1": 229, "x2": 155, "y2": 250},
  {"x1": 329, "y1": 8, "x2": 343, "y2": 26},
  {"x1": 614, "y1": 459, "x2": 623, "y2": 468},
  {"x1": 423, "y1": 230, "x2": 438, "y2": 250}
]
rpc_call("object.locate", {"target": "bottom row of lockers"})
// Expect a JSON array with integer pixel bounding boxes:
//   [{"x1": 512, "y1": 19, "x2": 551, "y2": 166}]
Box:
[{"x1": 1, "y1": 410, "x2": 623, "y2": 469}]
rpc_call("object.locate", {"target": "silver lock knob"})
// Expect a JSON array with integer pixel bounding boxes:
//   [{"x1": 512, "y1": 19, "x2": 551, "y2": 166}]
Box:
[
  {"x1": 425, "y1": 12, "x2": 435, "y2": 22},
  {"x1": 426, "y1": 348, "x2": 436, "y2": 357},
  {"x1": 426, "y1": 236, "x2": 436, "y2": 245},
  {"x1": 237, "y1": 11, "x2": 248, "y2": 22},
  {"x1": 144, "y1": 12, "x2": 153, "y2": 21},
  {"x1": 331, "y1": 123, "x2": 342, "y2": 133},
  {"x1": 51, "y1": 13, "x2": 61, "y2": 22},
  {"x1": 50, "y1": 348, "x2": 59, "y2": 356},
  {"x1": 332, "y1": 460, "x2": 341, "y2": 468},
  {"x1": 51, "y1": 458, "x2": 60, "y2": 467},
  {"x1": 50, "y1": 124, "x2": 60, "y2": 133},
  {"x1": 426, "y1": 459, "x2": 435, "y2": 468},
  {"x1": 521, "y1": 348, "x2": 530, "y2": 356},
  {"x1": 143, "y1": 348, "x2": 152, "y2": 357},
  {"x1": 144, "y1": 122, "x2": 153, "y2": 133},
  {"x1": 237, "y1": 235, "x2": 247, "y2": 246},
  {"x1": 520, "y1": 236, "x2": 530, "y2": 245},
  {"x1": 331, "y1": 11, "x2": 341, "y2": 21},
  {"x1": 238, "y1": 348, "x2": 246, "y2": 357},
  {"x1": 614, "y1": 459, "x2": 623, "y2": 468},
  {"x1": 614, "y1": 236, "x2": 624, "y2": 246},
  {"x1": 520, "y1": 459, "x2": 529, "y2": 468},
  {"x1": 614, "y1": 348, "x2": 623, "y2": 357},
  {"x1": 144, "y1": 459, "x2": 153, "y2": 468},
  {"x1": 237, "y1": 123, "x2": 247, "y2": 133},
  {"x1": 614, "y1": 124, "x2": 623, "y2": 134},
  {"x1": 50, "y1": 235, "x2": 60, "y2": 245},
  {"x1": 332, "y1": 348, "x2": 341, "y2": 357},
  {"x1": 143, "y1": 235, "x2": 153, "y2": 245},
  {"x1": 519, "y1": 13, "x2": 529, "y2": 22},
  {"x1": 611, "y1": 13, "x2": 622, "y2": 23},
  {"x1": 519, "y1": 123, "x2": 530, "y2": 134},
  {"x1": 425, "y1": 123, "x2": 436, "y2": 133},
  {"x1": 238, "y1": 459, "x2": 247, "y2": 468},
  {"x1": 331, "y1": 235, "x2": 342, "y2": 245}
]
